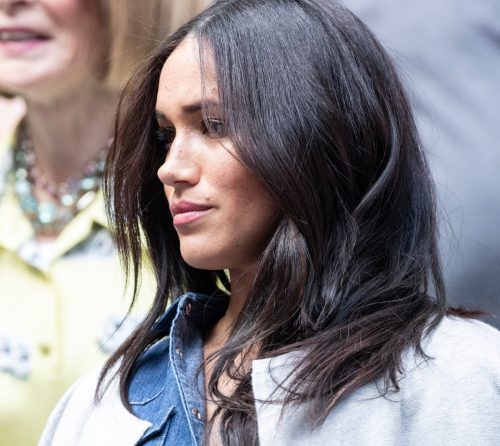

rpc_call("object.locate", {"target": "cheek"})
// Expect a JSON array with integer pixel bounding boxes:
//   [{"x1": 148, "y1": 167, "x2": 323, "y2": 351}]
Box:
[
  {"x1": 42, "y1": 0, "x2": 84, "y2": 24},
  {"x1": 216, "y1": 155, "x2": 278, "y2": 222},
  {"x1": 45, "y1": 0, "x2": 103, "y2": 47},
  {"x1": 164, "y1": 185, "x2": 174, "y2": 203},
  {"x1": 245, "y1": 195, "x2": 280, "y2": 240},
  {"x1": 227, "y1": 175, "x2": 280, "y2": 244}
]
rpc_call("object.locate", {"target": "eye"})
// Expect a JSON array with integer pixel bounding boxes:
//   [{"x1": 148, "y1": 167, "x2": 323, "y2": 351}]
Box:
[
  {"x1": 155, "y1": 127, "x2": 175, "y2": 152},
  {"x1": 202, "y1": 118, "x2": 226, "y2": 139}
]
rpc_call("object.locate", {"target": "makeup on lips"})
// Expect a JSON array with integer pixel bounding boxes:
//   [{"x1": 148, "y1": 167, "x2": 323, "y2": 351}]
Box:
[
  {"x1": 170, "y1": 200, "x2": 213, "y2": 226},
  {"x1": 0, "y1": 27, "x2": 51, "y2": 56}
]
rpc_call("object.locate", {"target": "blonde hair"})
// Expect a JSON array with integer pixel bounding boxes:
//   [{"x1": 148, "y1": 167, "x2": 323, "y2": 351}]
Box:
[
  {"x1": 104, "y1": 0, "x2": 212, "y2": 89},
  {"x1": 0, "y1": 1, "x2": 210, "y2": 95}
]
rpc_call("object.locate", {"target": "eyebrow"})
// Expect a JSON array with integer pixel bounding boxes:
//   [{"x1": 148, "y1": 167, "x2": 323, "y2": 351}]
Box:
[{"x1": 155, "y1": 100, "x2": 221, "y2": 122}]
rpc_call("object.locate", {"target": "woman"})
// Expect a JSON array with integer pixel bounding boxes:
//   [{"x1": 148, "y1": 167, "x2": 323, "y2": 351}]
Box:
[
  {"x1": 41, "y1": 1, "x2": 500, "y2": 445},
  {"x1": 0, "y1": 1, "x2": 210, "y2": 444}
]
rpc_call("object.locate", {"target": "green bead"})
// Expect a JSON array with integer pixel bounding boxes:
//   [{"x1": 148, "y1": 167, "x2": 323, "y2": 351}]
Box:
[{"x1": 38, "y1": 202, "x2": 58, "y2": 224}]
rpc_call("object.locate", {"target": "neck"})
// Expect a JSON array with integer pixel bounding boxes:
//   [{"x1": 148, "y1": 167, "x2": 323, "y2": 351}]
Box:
[
  {"x1": 203, "y1": 265, "x2": 258, "y2": 429},
  {"x1": 206, "y1": 266, "x2": 256, "y2": 346},
  {"x1": 23, "y1": 82, "x2": 117, "y2": 183}
]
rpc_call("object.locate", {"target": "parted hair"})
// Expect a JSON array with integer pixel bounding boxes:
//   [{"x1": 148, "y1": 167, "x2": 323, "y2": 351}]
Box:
[
  {"x1": 104, "y1": 0, "x2": 212, "y2": 89},
  {"x1": 0, "y1": 0, "x2": 212, "y2": 95},
  {"x1": 102, "y1": 1, "x2": 459, "y2": 444}
]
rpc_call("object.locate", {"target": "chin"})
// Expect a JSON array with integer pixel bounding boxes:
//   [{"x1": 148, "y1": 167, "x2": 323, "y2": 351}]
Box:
[
  {"x1": 182, "y1": 255, "x2": 222, "y2": 271},
  {"x1": 178, "y1": 237, "x2": 226, "y2": 271},
  {"x1": 179, "y1": 243, "x2": 228, "y2": 271}
]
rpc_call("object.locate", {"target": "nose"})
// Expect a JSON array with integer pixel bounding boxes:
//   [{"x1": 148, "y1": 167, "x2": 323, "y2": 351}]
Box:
[
  {"x1": 0, "y1": 0, "x2": 36, "y2": 12},
  {"x1": 157, "y1": 137, "x2": 200, "y2": 189}
]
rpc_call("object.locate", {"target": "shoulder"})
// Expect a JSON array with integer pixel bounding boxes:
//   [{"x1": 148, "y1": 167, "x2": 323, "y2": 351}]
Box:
[
  {"x1": 392, "y1": 317, "x2": 500, "y2": 445},
  {"x1": 38, "y1": 369, "x2": 101, "y2": 445},
  {"x1": 425, "y1": 315, "x2": 500, "y2": 350},
  {"x1": 39, "y1": 367, "x2": 151, "y2": 446},
  {"x1": 253, "y1": 317, "x2": 500, "y2": 446},
  {"x1": 406, "y1": 316, "x2": 500, "y2": 382}
]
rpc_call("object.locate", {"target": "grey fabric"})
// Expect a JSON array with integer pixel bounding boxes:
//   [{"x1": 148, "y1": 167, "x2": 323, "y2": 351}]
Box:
[
  {"x1": 253, "y1": 317, "x2": 500, "y2": 446},
  {"x1": 40, "y1": 317, "x2": 500, "y2": 445},
  {"x1": 342, "y1": 0, "x2": 500, "y2": 327},
  {"x1": 38, "y1": 369, "x2": 151, "y2": 446}
]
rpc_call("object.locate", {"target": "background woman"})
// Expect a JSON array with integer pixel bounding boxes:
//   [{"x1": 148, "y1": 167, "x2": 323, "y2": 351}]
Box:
[
  {"x1": 41, "y1": 1, "x2": 500, "y2": 445},
  {"x1": 0, "y1": 1, "x2": 210, "y2": 444}
]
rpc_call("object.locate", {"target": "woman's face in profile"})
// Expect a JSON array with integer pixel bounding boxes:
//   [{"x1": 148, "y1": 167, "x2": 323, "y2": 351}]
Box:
[
  {"x1": 156, "y1": 38, "x2": 279, "y2": 273},
  {"x1": 0, "y1": 0, "x2": 106, "y2": 98}
]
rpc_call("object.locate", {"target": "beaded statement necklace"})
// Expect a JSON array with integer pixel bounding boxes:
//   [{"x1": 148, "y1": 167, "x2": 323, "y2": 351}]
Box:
[{"x1": 12, "y1": 124, "x2": 107, "y2": 237}]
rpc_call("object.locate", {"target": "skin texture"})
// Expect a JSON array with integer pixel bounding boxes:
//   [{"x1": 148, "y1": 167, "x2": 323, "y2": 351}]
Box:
[
  {"x1": 156, "y1": 38, "x2": 279, "y2": 280},
  {"x1": 0, "y1": 0, "x2": 115, "y2": 208},
  {"x1": 156, "y1": 39, "x2": 279, "y2": 434},
  {"x1": 0, "y1": 0, "x2": 106, "y2": 102}
]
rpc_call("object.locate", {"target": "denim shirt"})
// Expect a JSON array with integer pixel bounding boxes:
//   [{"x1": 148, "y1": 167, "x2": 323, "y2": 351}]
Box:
[
  {"x1": 129, "y1": 292, "x2": 228, "y2": 446},
  {"x1": 39, "y1": 296, "x2": 500, "y2": 446}
]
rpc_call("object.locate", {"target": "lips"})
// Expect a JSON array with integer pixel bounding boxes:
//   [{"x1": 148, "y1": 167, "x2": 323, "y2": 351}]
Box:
[
  {"x1": 0, "y1": 27, "x2": 51, "y2": 56},
  {"x1": 170, "y1": 201, "x2": 213, "y2": 226},
  {"x1": 0, "y1": 29, "x2": 50, "y2": 42}
]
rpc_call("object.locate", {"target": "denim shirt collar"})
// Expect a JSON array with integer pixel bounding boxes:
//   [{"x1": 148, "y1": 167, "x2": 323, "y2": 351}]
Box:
[
  {"x1": 128, "y1": 292, "x2": 228, "y2": 445},
  {"x1": 153, "y1": 292, "x2": 229, "y2": 334}
]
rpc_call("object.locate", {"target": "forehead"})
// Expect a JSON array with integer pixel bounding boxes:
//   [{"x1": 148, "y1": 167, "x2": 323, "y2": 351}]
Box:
[{"x1": 156, "y1": 38, "x2": 218, "y2": 111}]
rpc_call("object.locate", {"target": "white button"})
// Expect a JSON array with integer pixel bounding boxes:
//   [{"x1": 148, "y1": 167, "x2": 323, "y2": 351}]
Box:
[{"x1": 191, "y1": 407, "x2": 203, "y2": 421}]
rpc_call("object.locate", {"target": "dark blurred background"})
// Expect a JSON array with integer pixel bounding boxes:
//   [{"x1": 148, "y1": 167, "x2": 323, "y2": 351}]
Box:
[{"x1": 342, "y1": 0, "x2": 500, "y2": 328}]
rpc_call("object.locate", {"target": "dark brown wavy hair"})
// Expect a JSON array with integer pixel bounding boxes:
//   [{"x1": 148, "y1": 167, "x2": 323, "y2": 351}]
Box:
[{"x1": 101, "y1": 1, "x2": 467, "y2": 444}]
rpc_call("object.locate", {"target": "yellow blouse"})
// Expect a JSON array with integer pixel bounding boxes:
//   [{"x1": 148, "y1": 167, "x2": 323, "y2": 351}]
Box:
[{"x1": 0, "y1": 125, "x2": 156, "y2": 446}]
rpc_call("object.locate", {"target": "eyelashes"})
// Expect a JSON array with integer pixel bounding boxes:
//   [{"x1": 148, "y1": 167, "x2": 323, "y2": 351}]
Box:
[
  {"x1": 202, "y1": 119, "x2": 226, "y2": 138},
  {"x1": 155, "y1": 127, "x2": 175, "y2": 152},
  {"x1": 155, "y1": 119, "x2": 226, "y2": 153}
]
